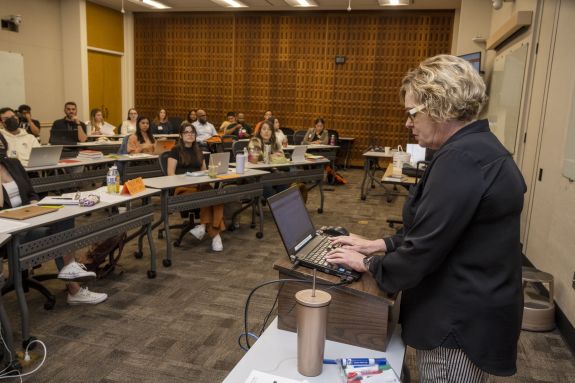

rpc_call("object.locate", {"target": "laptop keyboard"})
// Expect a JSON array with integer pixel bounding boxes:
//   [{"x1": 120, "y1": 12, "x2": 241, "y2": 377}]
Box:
[{"x1": 302, "y1": 238, "x2": 353, "y2": 276}]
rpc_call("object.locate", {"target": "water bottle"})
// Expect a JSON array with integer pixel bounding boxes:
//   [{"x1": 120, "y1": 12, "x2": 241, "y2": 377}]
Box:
[
  {"x1": 330, "y1": 135, "x2": 336, "y2": 146},
  {"x1": 106, "y1": 165, "x2": 120, "y2": 193},
  {"x1": 236, "y1": 153, "x2": 245, "y2": 174},
  {"x1": 243, "y1": 147, "x2": 249, "y2": 168}
]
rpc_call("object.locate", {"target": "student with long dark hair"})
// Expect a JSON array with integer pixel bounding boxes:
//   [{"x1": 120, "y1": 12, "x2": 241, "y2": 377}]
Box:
[
  {"x1": 166, "y1": 123, "x2": 225, "y2": 252},
  {"x1": 127, "y1": 116, "x2": 155, "y2": 154}
]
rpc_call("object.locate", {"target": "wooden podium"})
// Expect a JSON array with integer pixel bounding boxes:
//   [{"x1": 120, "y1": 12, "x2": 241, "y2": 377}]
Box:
[{"x1": 274, "y1": 257, "x2": 400, "y2": 351}]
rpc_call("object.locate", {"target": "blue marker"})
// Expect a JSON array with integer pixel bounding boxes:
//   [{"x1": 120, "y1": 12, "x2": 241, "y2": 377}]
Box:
[{"x1": 340, "y1": 358, "x2": 388, "y2": 366}]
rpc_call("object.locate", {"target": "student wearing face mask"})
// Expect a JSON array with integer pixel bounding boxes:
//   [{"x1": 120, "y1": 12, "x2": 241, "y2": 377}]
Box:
[{"x1": 0, "y1": 107, "x2": 40, "y2": 167}]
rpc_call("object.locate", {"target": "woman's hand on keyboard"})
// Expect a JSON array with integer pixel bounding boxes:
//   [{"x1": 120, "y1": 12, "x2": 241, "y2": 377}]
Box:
[
  {"x1": 325, "y1": 247, "x2": 367, "y2": 273},
  {"x1": 329, "y1": 234, "x2": 387, "y2": 255}
]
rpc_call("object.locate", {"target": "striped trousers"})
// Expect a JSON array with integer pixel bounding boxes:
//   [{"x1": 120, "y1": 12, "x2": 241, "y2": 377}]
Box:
[{"x1": 416, "y1": 347, "x2": 488, "y2": 383}]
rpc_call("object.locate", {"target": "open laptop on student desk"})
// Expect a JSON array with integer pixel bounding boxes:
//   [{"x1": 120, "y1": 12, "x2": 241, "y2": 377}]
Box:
[
  {"x1": 209, "y1": 152, "x2": 230, "y2": 175},
  {"x1": 267, "y1": 186, "x2": 361, "y2": 282},
  {"x1": 27, "y1": 145, "x2": 63, "y2": 167}
]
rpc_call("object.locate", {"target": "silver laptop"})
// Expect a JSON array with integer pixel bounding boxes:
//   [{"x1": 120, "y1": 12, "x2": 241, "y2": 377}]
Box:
[
  {"x1": 291, "y1": 146, "x2": 307, "y2": 162},
  {"x1": 27, "y1": 145, "x2": 63, "y2": 167},
  {"x1": 209, "y1": 152, "x2": 230, "y2": 175}
]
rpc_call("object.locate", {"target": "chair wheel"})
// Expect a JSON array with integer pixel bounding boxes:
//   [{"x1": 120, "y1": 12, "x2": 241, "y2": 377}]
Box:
[
  {"x1": 173, "y1": 240, "x2": 181, "y2": 247},
  {"x1": 44, "y1": 298, "x2": 55, "y2": 310},
  {"x1": 256, "y1": 232, "x2": 263, "y2": 239},
  {"x1": 158, "y1": 232, "x2": 164, "y2": 239},
  {"x1": 227, "y1": 224, "x2": 235, "y2": 232},
  {"x1": 250, "y1": 223, "x2": 256, "y2": 229},
  {"x1": 162, "y1": 259, "x2": 172, "y2": 267},
  {"x1": 134, "y1": 251, "x2": 143, "y2": 259},
  {"x1": 147, "y1": 270, "x2": 156, "y2": 279},
  {"x1": 317, "y1": 208, "x2": 323, "y2": 213},
  {"x1": 361, "y1": 196, "x2": 366, "y2": 201},
  {"x1": 23, "y1": 336, "x2": 38, "y2": 350}
]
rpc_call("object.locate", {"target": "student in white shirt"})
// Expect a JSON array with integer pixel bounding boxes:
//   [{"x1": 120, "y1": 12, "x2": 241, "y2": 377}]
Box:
[
  {"x1": 0, "y1": 107, "x2": 40, "y2": 167},
  {"x1": 86, "y1": 108, "x2": 116, "y2": 136}
]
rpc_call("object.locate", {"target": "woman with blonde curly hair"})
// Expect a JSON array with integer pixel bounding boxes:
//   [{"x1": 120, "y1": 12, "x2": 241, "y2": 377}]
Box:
[{"x1": 326, "y1": 54, "x2": 526, "y2": 382}]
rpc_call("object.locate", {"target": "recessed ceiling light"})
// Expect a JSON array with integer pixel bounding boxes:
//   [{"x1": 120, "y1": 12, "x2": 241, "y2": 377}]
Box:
[
  {"x1": 284, "y1": 0, "x2": 319, "y2": 8},
  {"x1": 141, "y1": 0, "x2": 171, "y2": 9},
  {"x1": 378, "y1": 0, "x2": 411, "y2": 6},
  {"x1": 211, "y1": 0, "x2": 249, "y2": 8}
]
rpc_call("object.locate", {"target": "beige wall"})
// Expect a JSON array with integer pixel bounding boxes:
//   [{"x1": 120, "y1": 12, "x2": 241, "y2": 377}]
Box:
[
  {"x1": 0, "y1": 0, "x2": 65, "y2": 123},
  {"x1": 452, "y1": 0, "x2": 492, "y2": 69}
]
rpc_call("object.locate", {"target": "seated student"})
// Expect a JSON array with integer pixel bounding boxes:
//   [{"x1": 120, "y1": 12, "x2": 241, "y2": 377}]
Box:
[
  {"x1": 167, "y1": 123, "x2": 225, "y2": 252},
  {"x1": 219, "y1": 111, "x2": 236, "y2": 135},
  {"x1": 248, "y1": 120, "x2": 288, "y2": 198},
  {"x1": 0, "y1": 107, "x2": 40, "y2": 167},
  {"x1": 192, "y1": 109, "x2": 219, "y2": 151},
  {"x1": 86, "y1": 108, "x2": 116, "y2": 136},
  {"x1": 302, "y1": 117, "x2": 329, "y2": 145},
  {"x1": 127, "y1": 116, "x2": 156, "y2": 154},
  {"x1": 0, "y1": 134, "x2": 107, "y2": 305},
  {"x1": 181, "y1": 109, "x2": 197, "y2": 126},
  {"x1": 50, "y1": 101, "x2": 88, "y2": 145},
  {"x1": 225, "y1": 112, "x2": 252, "y2": 138},
  {"x1": 272, "y1": 117, "x2": 288, "y2": 147},
  {"x1": 253, "y1": 110, "x2": 272, "y2": 137},
  {"x1": 151, "y1": 108, "x2": 173, "y2": 135},
  {"x1": 120, "y1": 108, "x2": 138, "y2": 135},
  {"x1": 17, "y1": 104, "x2": 41, "y2": 137}
]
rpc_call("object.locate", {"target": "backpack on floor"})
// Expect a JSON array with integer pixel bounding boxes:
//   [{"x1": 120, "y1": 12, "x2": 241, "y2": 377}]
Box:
[
  {"x1": 326, "y1": 165, "x2": 347, "y2": 185},
  {"x1": 85, "y1": 232, "x2": 127, "y2": 279}
]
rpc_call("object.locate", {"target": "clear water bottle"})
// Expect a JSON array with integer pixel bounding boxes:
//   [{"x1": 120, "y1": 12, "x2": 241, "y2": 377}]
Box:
[
  {"x1": 330, "y1": 135, "x2": 336, "y2": 146},
  {"x1": 243, "y1": 147, "x2": 249, "y2": 168},
  {"x1": 236, "y1": 153, "x2": 245, "y2": 174},
  {"x1": 106, "y1": 165, "x2": 120, "y2": 193}
]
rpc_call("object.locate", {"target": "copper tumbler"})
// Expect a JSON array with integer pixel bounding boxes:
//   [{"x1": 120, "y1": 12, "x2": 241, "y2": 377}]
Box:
[{"x1": 295, "y1": 289, "x2": 332, "y2": 377}]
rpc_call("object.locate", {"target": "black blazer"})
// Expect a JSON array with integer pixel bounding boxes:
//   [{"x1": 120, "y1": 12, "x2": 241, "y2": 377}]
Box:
[
  {"x1": 1, "y1": 157, "x2": 38, "y2": 208},
  {"x1": 370, "y1": 119, "x2": 526, "y2": 376}
]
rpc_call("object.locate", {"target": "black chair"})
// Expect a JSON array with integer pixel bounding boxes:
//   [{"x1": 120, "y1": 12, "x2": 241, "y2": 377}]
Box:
[
  {"x1": 232, "y1": 139, "x2": 250, "y2": 157},
  {"x1": 157, "y1": 151, "x2": 198, "y2": 247},
  {"x1": 286, "y1": 134, "x2": 294, "y2": 145},
  {"x1": 280, "y1": 127, "x2": 294, "y2": 136},
  {"x1": 293, "y1": 130, "x2": 307, "y2": 145},
  {"x1": 221, "y1": 135, "x2": 236, "y2": 162},
  {"x1": 168, "y1": 117, "x2": 182, "y2": 133}
]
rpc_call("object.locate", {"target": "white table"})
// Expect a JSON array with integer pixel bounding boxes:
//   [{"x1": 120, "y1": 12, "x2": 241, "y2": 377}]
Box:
[
  {"x1": 223, "y1": 318, "x2": 405, "y2": 382},
  {"x1": 143, "y1": 169, "x2": 269, "y2": 266},
  {"x1": 2, "y1": 188, "x2": 160, "y2": 347}
]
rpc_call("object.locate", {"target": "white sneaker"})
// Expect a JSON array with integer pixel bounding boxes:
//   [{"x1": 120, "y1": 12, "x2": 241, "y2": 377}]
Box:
[
  {"x1": 58, "y1": 262, "x2": 96, "y2": 282},
  {"x1": 67, "y1": 287, "x2": 108, "y2": 305},
  {"x1": 212, "y1": 234, "x2": 223, "y2": 252},
  {"x1": 189, "y1": 224, "x2": 206, "y2": 240}
]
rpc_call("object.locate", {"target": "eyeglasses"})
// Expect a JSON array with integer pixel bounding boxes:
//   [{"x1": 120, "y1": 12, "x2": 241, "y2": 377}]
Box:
[
  {"x1": 406, "y1": 104, "x2": 426, "y2": 123},
  {"x1": 182, "y1": 131, "x2": 196, "y2": 136}
]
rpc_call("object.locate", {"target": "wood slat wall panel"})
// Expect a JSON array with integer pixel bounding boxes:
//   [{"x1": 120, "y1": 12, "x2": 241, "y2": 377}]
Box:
[{"x1": 134, "y1": 11, "x2": 453, "y2": 164}]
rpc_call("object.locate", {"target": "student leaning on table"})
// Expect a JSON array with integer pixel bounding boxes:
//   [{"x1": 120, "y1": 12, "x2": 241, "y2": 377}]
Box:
[
  {"x1": 127, "y1": 116, "x2": 156, "y2": 154},
  {"x1": 326, "y1": 55, "x2": 526, "y2": 382},
  {"x1": 166, "y1": 123, "x2": 225, "y2": 252},
  {"x1": 86, "y1": 108, "x2": 116, "y2": 136},
  {"x1": 301, "y1": 117, "x2": 329, "y2": 145},
  {"x1": 0, "y1": 134, "x2": 107, "y2": 305}
]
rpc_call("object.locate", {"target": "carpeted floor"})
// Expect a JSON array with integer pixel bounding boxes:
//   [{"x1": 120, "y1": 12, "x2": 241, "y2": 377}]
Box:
[{"x1": 2, "y1": 168, "x2": 574, "y2": 382}]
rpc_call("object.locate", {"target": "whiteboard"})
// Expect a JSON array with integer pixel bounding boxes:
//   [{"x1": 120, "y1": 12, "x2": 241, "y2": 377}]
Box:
[
  {"x1": 0, "y1": 51, "x2": 26, "y2": 108},
  {"x1": 485, "y1": 44, "x2": 529, "y2": 153}
]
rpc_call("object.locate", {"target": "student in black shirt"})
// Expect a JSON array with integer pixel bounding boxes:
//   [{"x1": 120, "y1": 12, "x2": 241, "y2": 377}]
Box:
[
  {"x1": 167, "y1": 123, "x2": 225, "y2": 252},
  {"x1": 49, "y1": 101, "x2": 88, "y2": 145},
  {"x1": 17, "y1": 104, "x2": 41, "y2": 137}
]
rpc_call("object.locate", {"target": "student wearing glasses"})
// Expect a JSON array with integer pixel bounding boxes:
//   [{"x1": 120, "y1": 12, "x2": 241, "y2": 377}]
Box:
[
  {"x1": 167, "y1": 123, "x2": 225, "y2": 252},
  {"x1": 121, "y1": 108, "x2": 138, "y2": 135},
  {"x1": 326, "y1": 55, "x2": 526, "y2": 382}
]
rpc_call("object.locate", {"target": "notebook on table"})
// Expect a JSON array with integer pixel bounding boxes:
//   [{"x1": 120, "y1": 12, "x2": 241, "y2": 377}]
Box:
[
  {"x1": 0, "y1": 205, "x2": 59, "y2": 220},
  {"x1": 27, "y1": 145, "x2": 63, "y2": 167},
  {"x1": 267, "y1": 186, "x2": 361, "y2": 281}
]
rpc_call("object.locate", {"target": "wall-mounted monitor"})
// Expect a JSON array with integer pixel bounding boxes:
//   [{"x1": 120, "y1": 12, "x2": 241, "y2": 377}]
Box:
[{"x1": 458, "y1": 51, "x2": 481, "y2": 72}]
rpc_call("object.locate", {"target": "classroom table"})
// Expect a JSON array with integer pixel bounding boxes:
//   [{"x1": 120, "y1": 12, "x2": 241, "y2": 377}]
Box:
[
  {"x1": 337, "y1": 137, "x2": 355, "y2": 169},
  {"x1": 232, "y1": 158, "x2": 329, "y2": 213},
  {"x1": 223, "y1": 318, "x2": 405, "y2": 383},
  {"x1": 0, "y1": 234, "x2": 18, "y2": 370},
  {"x1": 360, "y1": 151, "x2": 417, "y2": 201},
  {"x1": 1, "y1": 188, "x2": 159, "y2": 347},
  {"x1": 143, "y1": 169, "x2": 268, "y2": 267}
]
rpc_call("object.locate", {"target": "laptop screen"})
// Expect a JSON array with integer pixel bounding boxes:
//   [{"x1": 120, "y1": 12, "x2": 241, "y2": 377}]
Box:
[{"x1": 267, "y1": 187, "x2": 316, "y2": 255}]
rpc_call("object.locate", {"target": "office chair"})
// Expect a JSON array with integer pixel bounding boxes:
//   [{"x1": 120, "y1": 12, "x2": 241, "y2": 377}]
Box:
[
  {"x1": 280, "y1": 127, "x2": 294, "y2": 136},
  {"x1": 232, "y1": 139, "x2": 250, "y2": 157},
  {"x1": 156, "y1": 151, "x2": 198, "y2": 247},
  {"x1": 293, "y1": 130, "x2": 307, "y2": 145},
  {"x1": 221, "y1": 134, "x2": 236, "y2": 161}
]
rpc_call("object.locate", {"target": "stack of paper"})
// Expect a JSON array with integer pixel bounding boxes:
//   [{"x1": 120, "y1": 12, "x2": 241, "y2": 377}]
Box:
[{"x1": 77, "y1": 150, "x2": 104, "y2": 159}]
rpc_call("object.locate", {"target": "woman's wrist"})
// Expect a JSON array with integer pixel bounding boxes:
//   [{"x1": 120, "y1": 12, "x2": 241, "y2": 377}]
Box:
[{"x1": 368, "y1": 239, "x2": 387, "y2": 254}]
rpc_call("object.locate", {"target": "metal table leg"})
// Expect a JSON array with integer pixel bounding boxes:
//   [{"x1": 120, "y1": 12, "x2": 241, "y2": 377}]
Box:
[{"x1": 161, "y1": 189, "x2": 172, "y2": 267}]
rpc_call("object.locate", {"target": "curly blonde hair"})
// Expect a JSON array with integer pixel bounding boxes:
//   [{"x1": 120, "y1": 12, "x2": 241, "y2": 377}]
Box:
[{"x1": 400, "y1": 54, "x2": 487, "y2": 123}]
